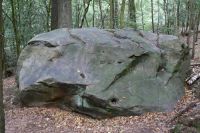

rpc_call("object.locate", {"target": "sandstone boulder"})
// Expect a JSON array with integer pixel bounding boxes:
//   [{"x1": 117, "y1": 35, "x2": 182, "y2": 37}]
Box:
[{"x1": 16, "y1": 28, "x2": 190, "y2": 118}]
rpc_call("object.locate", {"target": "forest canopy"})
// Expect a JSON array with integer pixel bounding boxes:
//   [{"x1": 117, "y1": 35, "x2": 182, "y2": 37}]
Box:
[{"x1": 1, "y1": 0, "x2": 200, "y2": 76}]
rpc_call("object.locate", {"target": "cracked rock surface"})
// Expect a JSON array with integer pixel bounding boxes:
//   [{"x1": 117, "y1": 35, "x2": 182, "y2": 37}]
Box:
[{"x1": 16, "y1": 28, "x2": 190, "y2": 118}]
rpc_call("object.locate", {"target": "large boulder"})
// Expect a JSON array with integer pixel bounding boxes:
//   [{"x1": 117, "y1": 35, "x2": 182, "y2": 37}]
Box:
[{"x1": 16, "y1": 28, "x2": 190, "y2": 118}]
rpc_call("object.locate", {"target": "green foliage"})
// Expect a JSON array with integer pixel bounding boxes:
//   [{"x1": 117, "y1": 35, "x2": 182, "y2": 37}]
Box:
[
  {"x1": 3, "y1": 0, "x2": 50, "y2": 68},
  {"x1": 2, "y1": 0, "x2": 200, "y2": 70}
]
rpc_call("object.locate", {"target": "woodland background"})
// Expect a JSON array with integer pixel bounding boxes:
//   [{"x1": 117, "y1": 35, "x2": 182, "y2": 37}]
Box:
[
  {"x1": 1, "y1": 0, "x2": 200, "y2": 74},
  {"x1": 0, "y1": 0, "x2": 200, "y2": 133}
]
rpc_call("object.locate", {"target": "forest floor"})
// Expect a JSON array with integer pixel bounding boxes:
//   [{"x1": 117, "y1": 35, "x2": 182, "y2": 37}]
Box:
[
  {"x1": 3, "y1": 36, "x2": 200, "y2": 133},
  {"x1": 3, "y1": 77, "x2": 200, "y2": 133}
]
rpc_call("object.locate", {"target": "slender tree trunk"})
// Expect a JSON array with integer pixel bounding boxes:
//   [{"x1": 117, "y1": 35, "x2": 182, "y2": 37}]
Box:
[
  {"x1": 92, "y1": 0, "x2": 95, "y2": 27},
  {"x1": 82, "y1": 0, "x2": 87, "y2": 26},
  {"x1": 163, "y1": 0, "x2": 167, "y2": 26},
  {"x1": 186, "y1": 1, "x2": 190, "y2": 33},
  {"x1": 114, "y1": 0, "x2": 118, "y2": 28},
  {"x1": 45, "y1": 0, "x2": 51, "y2": 31},
  {"x1": 151, "y1": 0, "x2": 154, "y2": 32},
  {"x1": 176, "y1": 0, "x2": 180, "y2": 31},
  {"x1": 75, "y1": 0, "x2": 80, "y2": 28},
  {"x1": 110, "y1": 0, "x2": 114, "y2": 29},
  {"x1": 10, "y1": 0, "x2": 21, "y2": 57},
  {"x1": 157, "y1": 0, "x2": 160, "y2": 47},
  {"x1": 187, "y1": 0, "x2": 193, "y2": 46},
  {"x1": 182, "y1": 1, "x2": 187, "y2": 34},
  {"x1": 16, "y1": 0, "x2": 22, "y2": 42},
  {"x1": 85, "y1": 17, "x2": 89, "y2": 27},
  {"x1": 140, "y1": 0, "x2": 144, "y2": 30},
  {"x1": 51, "y1": 0, "x2": 58, "y2": 30},
  {"x1": 192, "y1": 21, "x2": 197, "y2": 59},
  {"x1": 80, "y1": 0, "x2": 92, "y2": 28},
  {"x1": 99, "y1": 0, "x2": 104, "y2": 28},
  {"x1": 129, "y1": 0, "x2": 137, "y2": 29},
  {"x1": 172, "y1": 0, "x2": 176, "y2": 34},
  {"x1": 157, "y1": 0, "x2": 160, "y2": 32},
  {"x1": 27, "y1": 1, "x2": 33, "y2": 31},
  {"x1": 0, "y1": 0, "x2": 5, "y2": 132},
  {"x1": 191, "y1": 0, "x2": 198, "y2": 58},
  {"x1": 195, "y1": 11, "x2": 200, "y2": 42},
  {"x1": 166, "y1": 0, "x2": 170, "y2": 34},
  {"x1": 120, "y1": 0, "x2": 126, "y2": 29}
]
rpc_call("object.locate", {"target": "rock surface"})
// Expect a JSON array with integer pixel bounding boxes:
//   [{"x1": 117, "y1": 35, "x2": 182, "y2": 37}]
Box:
[{"x1": 16, "y1": 28, "x2": 190, "y2": 118}]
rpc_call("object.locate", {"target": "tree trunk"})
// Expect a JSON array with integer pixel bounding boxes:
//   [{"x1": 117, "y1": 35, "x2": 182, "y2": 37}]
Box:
[
  {"x1": 151, "y1": 0, "x2": 154, "y2": 32},
  {"x1": 172, "y1": 0, "x2": 176, "y2": 34},
  {"x1": 0, "y1": 0, "x2": 5, "y2": 132},
  {"x1": 185, "y1": 1, "x2": 190, "y2": 34},
  {"x1": 187, "y1": 0, "x2": 194, "y2": 46},
  {"x1": 51, "y1": 0, "x2": 72, "y2": 29},
  {"x1": 120, "y1": 0, "x2": 126, "y2": 29},
  {"x1": 163, "y1": 0, "x2": 166, "y2": 26},
  {"x1": 57, "y1": 0, "x2": 72, "y2": 28},
  {"x1": 99, "y1": 0, "x2": 104, "y2": 28},
  {"x1": 157, "y1": 0, "x2": 160, "y2": 47},
  {"x1": 51, "y1": 0, "x2": 58, "y2": 30},
  {"x1": 129, "y1": 0, "x2": 137, "y2": 29},
  {"x1": 79, "y1": 0, "x2": 92, "y2": 28},
  {"x1": 176, "y1": 0, "x2": 180, "y2": 31},
  {"x1": 75, "y1": 0, "x2": 80, "y2": 28},
  {"x1": 114, "y1": 0, "x2": 118, "y2": 28},
  {"x1": 10, "y1": 0, "x2": 21, "y2": 57},
  {"x1": 157, "y1": 0, "x2": 160, "y2": 32},
  {"x1": 45, "y1": 0, "x2": 51, "y2": 31},
  {"x1": 110, "y1": 0, "x2": 114, "y2": 29},
  {"x1": 191, "y1": 0, "x2": 198, "y2": 59},
  {"x1": 140, "y1": 0, "x2": 144, "y2": 30},
  {"x1": 195, "y1": 11, "x2": 200, "y2": 42},
  {"x1": 92, "y1": 0, "x2": 95, "y2": 27},
  {"x1": 166, "y1": 0, "x2": 170, "y2": 34}
]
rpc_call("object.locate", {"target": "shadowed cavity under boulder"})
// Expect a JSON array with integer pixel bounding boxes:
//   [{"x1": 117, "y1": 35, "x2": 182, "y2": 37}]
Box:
[{"x1": 16, "y1": 28, "x2": 190, "y2": 119}]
